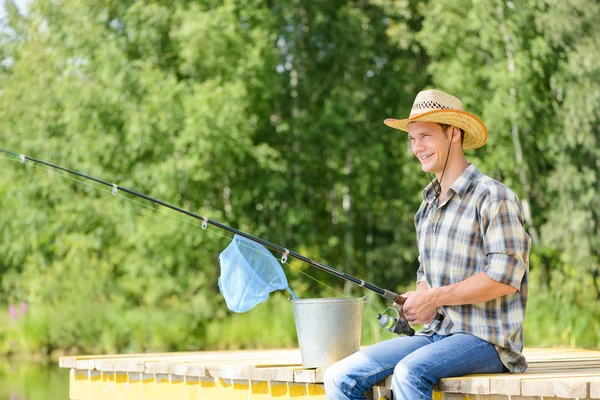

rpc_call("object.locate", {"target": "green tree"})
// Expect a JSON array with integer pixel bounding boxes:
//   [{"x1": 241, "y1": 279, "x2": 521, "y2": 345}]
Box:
[{"x1": 0, "y1": 0, "x2": 429, "y2": 354}]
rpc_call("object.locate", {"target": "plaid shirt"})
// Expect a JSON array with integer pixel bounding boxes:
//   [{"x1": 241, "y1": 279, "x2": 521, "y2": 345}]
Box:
[{"x1": 414, "y1": 163, "x2": 531, "y2": 373}]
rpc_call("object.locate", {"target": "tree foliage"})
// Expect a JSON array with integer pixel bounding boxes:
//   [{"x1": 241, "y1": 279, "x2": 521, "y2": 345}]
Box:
[{"x1": 0, "y1": 0, "x2": 599, "y2": 354}]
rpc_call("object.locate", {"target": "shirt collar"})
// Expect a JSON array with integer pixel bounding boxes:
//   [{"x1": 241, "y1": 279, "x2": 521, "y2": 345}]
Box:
[{"x1": 422, "y1": 163, "x2": 480, "y2": 204}]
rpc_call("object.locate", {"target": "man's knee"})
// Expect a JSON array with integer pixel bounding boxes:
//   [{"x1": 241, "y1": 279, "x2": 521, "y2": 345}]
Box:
[
  {"x1": 323, "y1": 358, "x2": 367, "y2": 398},
  {"x1": 323, "y1": 362, "x2": 346, "y2": 394},
  {"x1": 391, "y1": 360, "x2": 438, "y2": 400},
  {"x1": 393, "y1": 361, "x2": 412, "y2": 385},
  {"x1": 323, "y1": 360, "x2": 348, "y2": 392},
  {"x1": 392, "y1": 360, "x2": 431, "y2": 386},
  {"x1": 323, "y1": 361, "x2": 339, "y2": 387}
]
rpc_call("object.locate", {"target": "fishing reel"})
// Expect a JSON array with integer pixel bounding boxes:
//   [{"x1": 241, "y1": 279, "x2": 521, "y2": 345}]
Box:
[{"x1": 376, "y1": 306, "x2": 415, "y2": 336}]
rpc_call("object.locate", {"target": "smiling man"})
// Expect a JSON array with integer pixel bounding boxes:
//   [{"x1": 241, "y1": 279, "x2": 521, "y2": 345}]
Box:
[{"x1": 323, "y1": 89, "x2": 532, "y2": 400}]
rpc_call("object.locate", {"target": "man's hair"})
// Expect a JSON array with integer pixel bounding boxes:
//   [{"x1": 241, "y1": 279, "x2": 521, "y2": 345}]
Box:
[{"x1": 438, "y1": 123, "x2": 464, "y2": 144}]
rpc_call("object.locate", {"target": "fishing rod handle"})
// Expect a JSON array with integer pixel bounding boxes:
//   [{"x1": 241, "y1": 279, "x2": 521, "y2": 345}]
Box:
[{"x1": 381, "y1": 289, "x2": 409, "y2": 309}]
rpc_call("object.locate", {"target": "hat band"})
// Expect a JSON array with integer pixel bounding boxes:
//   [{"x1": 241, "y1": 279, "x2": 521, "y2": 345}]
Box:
[{"x1": 410, "y1": 100, "x2": 462, "y2": 117}]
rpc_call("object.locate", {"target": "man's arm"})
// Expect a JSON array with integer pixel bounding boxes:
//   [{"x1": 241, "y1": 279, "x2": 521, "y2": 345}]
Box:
[
  {"x1": 428, "y1": 271, "x2": 516, "y2": 306},
  {"x1": 416, "y1": 281, "x2": 428, "y2": 292},
  {"x1": 403, "y1": 197, "x2": 530, "y2": 325},
  {"x1": 402, "y1": 272, "x2": 516, "y2": 325}
]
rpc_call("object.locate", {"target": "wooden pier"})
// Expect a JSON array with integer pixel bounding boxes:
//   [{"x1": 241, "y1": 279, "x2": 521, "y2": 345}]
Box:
[{"x1": 59, "y1": 347, "x2": 600, "y2": 399}]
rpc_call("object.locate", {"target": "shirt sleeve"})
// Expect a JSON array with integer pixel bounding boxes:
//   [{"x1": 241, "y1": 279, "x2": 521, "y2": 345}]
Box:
[
  {"x1": 416, "y1": 255, "x2": 427, "y2": 285},
  {"x1": 481, "y1": 198, "x2": 531, "y2": 289}
]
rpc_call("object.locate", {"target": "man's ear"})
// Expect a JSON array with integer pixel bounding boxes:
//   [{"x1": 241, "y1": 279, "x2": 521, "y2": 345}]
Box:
[{"x1": 452, "y1": 127, "x2": 460, "y2": 142}]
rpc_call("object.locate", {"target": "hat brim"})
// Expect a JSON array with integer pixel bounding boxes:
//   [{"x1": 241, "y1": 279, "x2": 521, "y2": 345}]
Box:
[{"x1": 384, "y1": 109, "x2": 488, "y2": 150}]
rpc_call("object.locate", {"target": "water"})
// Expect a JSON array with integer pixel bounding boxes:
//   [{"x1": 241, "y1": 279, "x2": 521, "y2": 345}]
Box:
[{"x1": 0, "y1": 360, "x2": 69, "y2": 400}]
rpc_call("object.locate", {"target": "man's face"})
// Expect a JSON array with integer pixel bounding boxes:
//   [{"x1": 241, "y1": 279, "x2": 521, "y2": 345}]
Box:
[{"x1": 407, "y1": 121, "x2": 452, "y2": 175}]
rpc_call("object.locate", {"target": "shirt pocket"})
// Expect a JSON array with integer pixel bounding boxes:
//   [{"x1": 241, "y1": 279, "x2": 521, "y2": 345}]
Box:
[{"x1": 449, "y1": 223, "x2": 481, "y2": 282}]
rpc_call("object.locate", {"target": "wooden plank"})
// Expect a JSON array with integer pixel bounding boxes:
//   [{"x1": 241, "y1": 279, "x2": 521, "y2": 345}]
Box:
[
  {"x1": 488, "y1": 373, "x2": 521, "y2": 396},
  {"x1": 220, "y1": 364, "x2": 257, "y2": 380},
  {"x1": 372, "y1": 376, "x2": 392, "y2": 400},
  {"x1": 528, "y1": 364, "x2": 600, "y2": 370},
  {"x1": 591, "y1": 377, "x2": 600, "y2": 399},
  {"x1": 69, "y1": 349, "x2": 302, "y2": 375},
  {"x1": 294, "y1": 368, "x2": 325, "y2": 383},
  {"x1": 61, "y1": 346, "x2": 600, "y2": 399},
  {"x1": 61, "y1": 347, "x2": 600, "y2": 371},
  {"x1": 315, "y1": 368, "x2": 326, "y2": 383},
  {"x1": 490, "y1": 370, "x2": 600, "y2": 396},
  {"x1": 94, "y1": 359, "x2": 117, "y2": 372},
  {"x1": 524, "y1": 348, "x2": 600, "y2": 355},
  {"x1": 436, "y1": 375, "x2": 490, "y2": 395},
  {"x1": 253, "y1": 366, "x2": 296, "y2": 382},
  {"x1": 60, "y1": 347, "x2": 600, "y2": 366},
  {"x1": 295, "y1": 369, "x2": 317, "y2": 383},
  {"x1": 382, "y1": 368, "x2": 600, "y2": 398},
  {"x1": 114, "y1": 358, "x2": 146, "y2": 373},
  {"x1": 171, "y1": 362, "x2": 207, "y2": 378},
  {"x1": 553, "y1": 377, "x2": 591, "y2": 398},
  {"x1": 143, "y1": 354, "x2": 303, "y2": 379},
  {"x1": 60, "y1": 348, "x2": 303, "y2": 370},
  {"x1": 528, "y1": 358, "x2": 600, "y2": 365},
  {"x1": 74, "y1": 359, "x2": 97, "y2": 370},
  {"x1": 521, "y1": 376, "x2": 580, "y2": 397},
  {"x1": 503, "y1": 396, "x2": 543, "y2": 400},
  {"x1": 59, "y1": 350, "x2": 206, "y2": 368}
]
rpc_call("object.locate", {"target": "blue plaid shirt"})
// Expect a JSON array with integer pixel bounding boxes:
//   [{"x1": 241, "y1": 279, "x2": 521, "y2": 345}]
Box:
[{"x1": 415, "y1": 163, "x2": 531, "y2": 372}]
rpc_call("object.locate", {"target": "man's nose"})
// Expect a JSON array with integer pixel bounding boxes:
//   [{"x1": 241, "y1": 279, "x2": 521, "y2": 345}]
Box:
[{"x1": 412, "y1": 139, "x2": 425, "y2": 152}]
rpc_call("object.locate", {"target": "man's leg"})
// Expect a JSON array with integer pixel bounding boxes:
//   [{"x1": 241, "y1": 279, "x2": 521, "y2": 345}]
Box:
[
  {"x1": 392, "y1": 333, "x2": 507, "y2": 400},
  {"x1": 323, "y1": 335, "x2": 433, "y2": 400}
]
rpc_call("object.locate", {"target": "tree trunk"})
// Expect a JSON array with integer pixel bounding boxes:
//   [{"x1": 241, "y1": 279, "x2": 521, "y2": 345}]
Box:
[{"x1": 496, "y1": 0, "x2": 540, "y2": 245}]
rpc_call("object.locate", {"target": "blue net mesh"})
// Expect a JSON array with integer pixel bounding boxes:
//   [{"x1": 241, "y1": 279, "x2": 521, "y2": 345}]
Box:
[{"x1": 218, "y1": 234, "x2": 297, "y2": 313}]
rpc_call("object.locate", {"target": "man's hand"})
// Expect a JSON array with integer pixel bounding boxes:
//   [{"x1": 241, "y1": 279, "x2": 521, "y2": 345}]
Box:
[{"x1": 399, "y1": 290, "x2": 437, "y2": 325}]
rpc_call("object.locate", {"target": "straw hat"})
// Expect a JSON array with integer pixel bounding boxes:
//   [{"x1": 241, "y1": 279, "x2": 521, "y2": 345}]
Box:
[{"x1": 384, "y1": 89, "x2": 488, "y2": 150}]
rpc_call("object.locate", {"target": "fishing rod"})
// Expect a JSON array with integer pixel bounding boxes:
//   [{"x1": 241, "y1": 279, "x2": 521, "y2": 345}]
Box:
[{"x1": 1, "y1": 148, "x2": 417, "y2": 335}]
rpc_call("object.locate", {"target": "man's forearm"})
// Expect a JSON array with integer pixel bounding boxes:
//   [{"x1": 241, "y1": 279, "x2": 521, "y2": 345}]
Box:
[
  {"x1": 428, "y1": 271, "x2": 517, "y2": 307},
  {"x1": 416, "y1": 281, "x2": 428, "y2": 292}
]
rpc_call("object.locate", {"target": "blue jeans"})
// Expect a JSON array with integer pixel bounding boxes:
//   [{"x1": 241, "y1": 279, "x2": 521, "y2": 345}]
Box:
[{"x1": 323, "y1": 333, "x2": 507, "y2": 400}]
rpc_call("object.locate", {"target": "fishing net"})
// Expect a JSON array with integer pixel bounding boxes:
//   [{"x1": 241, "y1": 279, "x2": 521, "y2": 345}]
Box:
[{"x1": 218, "y1": 234, "x2": 298, "y2": 313}]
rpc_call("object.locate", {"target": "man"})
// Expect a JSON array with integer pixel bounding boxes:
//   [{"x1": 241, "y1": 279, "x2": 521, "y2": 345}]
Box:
[{"x1": 323, "y1": 89, "x2": 531, "y2": 400}]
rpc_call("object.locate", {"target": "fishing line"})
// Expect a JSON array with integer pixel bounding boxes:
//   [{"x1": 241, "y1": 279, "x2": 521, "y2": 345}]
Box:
[
  {"x1": 1, "y1": 149, "x2": 403, "y2": 321},
  {"x1": 1, "y1": 151, "x2": 378, "y2": 307}
]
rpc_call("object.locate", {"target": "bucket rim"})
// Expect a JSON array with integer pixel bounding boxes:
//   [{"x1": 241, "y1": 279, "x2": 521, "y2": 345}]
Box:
[{"x1": 289, "y1": 296, "x2": 367, "y2": 304}]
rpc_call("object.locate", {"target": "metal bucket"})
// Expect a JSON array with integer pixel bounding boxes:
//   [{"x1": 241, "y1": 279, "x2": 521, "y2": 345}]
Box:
[{"x1": 291, "y1": 297, "x2": 366, "y2": 368}]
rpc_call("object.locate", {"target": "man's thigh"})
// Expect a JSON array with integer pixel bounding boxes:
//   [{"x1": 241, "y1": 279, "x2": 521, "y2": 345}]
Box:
[{"x1": 399, "y1": 333, "x2": 506, "y2": 379}]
